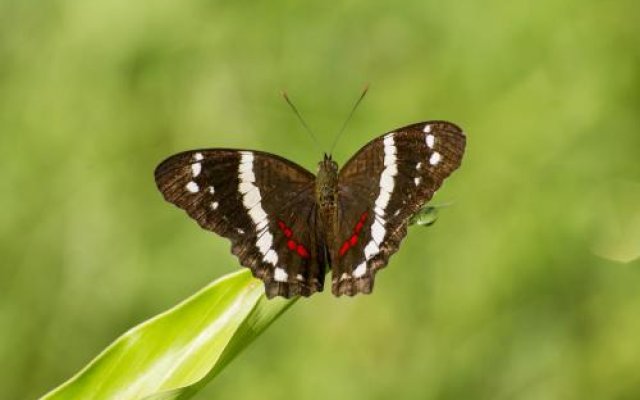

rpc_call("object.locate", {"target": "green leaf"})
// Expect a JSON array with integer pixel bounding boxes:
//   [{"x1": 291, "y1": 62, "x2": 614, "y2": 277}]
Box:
[
  {"x1": 409, "y1": 205, "x2": 440, "y2": 227},
  {"x1": 41, "y1": 270, "x2": 296, "y2": 400}
]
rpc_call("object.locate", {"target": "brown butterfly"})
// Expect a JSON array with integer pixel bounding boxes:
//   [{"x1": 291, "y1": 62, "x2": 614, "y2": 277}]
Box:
[{"x1": 155, "y1": 118, "x2": 465, "y2": 298}]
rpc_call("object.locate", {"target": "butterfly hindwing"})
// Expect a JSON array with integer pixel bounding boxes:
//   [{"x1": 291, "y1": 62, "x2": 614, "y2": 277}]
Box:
[
  {"x1": 333, "y1": 121, "x2": 466, "y2": 296},
  {"x1": 154, "y1": 149, "x2": 326, "y2": 298}
]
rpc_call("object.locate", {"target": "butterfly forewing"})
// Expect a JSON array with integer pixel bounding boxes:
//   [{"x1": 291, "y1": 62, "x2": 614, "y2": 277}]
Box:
[
  {"x1": 154, "y1": 149, "x2": 326, "y2": 298},
  {"x1": 334, "y1": 121, "x2": 466, "y2": 296}
]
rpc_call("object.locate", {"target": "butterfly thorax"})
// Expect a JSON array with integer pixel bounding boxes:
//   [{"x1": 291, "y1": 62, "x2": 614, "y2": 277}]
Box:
[
  {"x1": 316, "y1": 156, "x2": 338, "y2": 207},
  {"x1": 316, "y1": 155, "x2": 339, "y2": 255}
]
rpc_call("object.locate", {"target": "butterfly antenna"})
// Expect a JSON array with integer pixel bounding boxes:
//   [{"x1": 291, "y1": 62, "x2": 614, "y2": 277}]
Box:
[
  {"x1": 328, "y1": 83, "x2": 370, "y2": 155},
  {"x1": 281, "y1": 91, "x2": 324, "y2": 151}
]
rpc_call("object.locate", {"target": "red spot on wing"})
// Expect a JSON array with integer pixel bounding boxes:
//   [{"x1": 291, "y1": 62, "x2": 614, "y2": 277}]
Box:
[
  {"x1": 339, "y1": 242, "x2": 350, "y2": 256},
  {"x1": 349, "y1": 235, "x2": 358, "y2": 246},
  {"x1": 297, "y1": 244, "x2": 310, "y2": 259},
  {"x1": 339, "y1": 211, "x2": 368, "y2": 258},
  {"x1": 278, "y1": 219, "x2": 311, "y2": 259}
]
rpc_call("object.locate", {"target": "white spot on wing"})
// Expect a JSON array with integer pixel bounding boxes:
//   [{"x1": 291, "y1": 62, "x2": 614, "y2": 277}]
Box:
[
  {"x1": 242, "y1": 168, "x2": 256, "y2": 182},
  {"x1": 426, "y1": 134, "x2": 435, "y2": 149},
  {"x1": 240, "y1": 151, "x2": 254, "y2": 161},
  {"x1": 364, "y1": 241, "x2": 379, "y2": 260},
  {"x1": 249, "y1": 206, "x2": 267, "y2": 223},
  {"x1": 256, "y1": 219, "x2": 268, "y2": 231},
  {"x1": 371, "y1": 220, "x2": 385, "y2": 244},
  {"x1": 256, "y1": 232, "x2": 273, "y2": 255},
  {"x1": 385, "y1": 162, "x2": 398, "y2": 176},
  {"x1": 423, "y1": 124, "x2": 432, "y2": 133},
  {"x1": 416, "y1": 162, "x2": 422, "y2": 170},
  {"x1": 414, "y1": 177, "x2": 421, "y2": 186},
  {"x1": 380, "y1": 171, "x2": 395, "y2": 193},
  {"x1": 240, "y1": 152, "x2": 278, "y2": 266},
  {"x1": 375, "y1": 190, "x2": 391, "y2": 209},
  {"x1": 384, "y1": 152, "x2": 396, "y2": 166},
  {"x1": 207, "y1": 186, "x2": 215, "y2": 194},
  {"x1": 243, "y1": 187, "x2": 261, "y2": 207},
  {"x1": 383, "y1": 134, "x2": 394, "y2": 145},
  {"x1": 238, "y1": 182, "x2": 255, "y2": 194},
  {"x1": 194, "y1": 152, "x2": 204, "y2": 161},
  {"x1": 211, "y1": 201, "x2": 219, "y2": 210},
  {"x1": 238, "y1": 153, "x2": 256, "y2": 182},
  {"x1": 429, "y1": 152, "x2": 441, "y2": 165},
  {"x1": 296, "y1": 274, "x2": 304, "y2": 281},
  {"x1": 353, "y1": 262, "x2": 367, "y2": 278},
  {"x1": 263, "y1": 249, "x2": 278, "y2": 265},
  {"x1": 274, "y1": 267, "x2": 288, "y2": 282},
  {"x1": 362, "y1": 135, "x2": 398, "y2": 262},
  {"x1": 191, "y1": 162, "x2": 202, "y2": 177},
  {"x1": 340, "y1": 272, "x2": 349, "y2": 281},
  {"x1": 186, "y1": 181, "x2": 199, "y2": 193}
]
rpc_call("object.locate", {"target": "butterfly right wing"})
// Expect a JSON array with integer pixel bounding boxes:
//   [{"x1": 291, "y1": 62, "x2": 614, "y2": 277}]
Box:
[
  {"x1": 154, "y1": 149, "x2": 326, "y2": 298},
  {"x1": 334, "y1": 121, "x2": 466, "y2": 296}
]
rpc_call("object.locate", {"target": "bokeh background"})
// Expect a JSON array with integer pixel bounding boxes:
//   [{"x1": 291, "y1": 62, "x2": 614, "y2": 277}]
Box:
[{"x1": 2, "y1": 0, "x2": 640, "y2": 399}]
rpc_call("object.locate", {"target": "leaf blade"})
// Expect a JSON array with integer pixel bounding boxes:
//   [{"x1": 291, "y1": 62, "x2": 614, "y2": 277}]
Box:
[{"x1": 42, "y1": 270, "x2": 294, "y2": 400}]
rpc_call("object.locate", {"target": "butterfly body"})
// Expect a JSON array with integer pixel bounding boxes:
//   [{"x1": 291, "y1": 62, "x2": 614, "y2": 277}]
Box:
[
  {"x1": 155, "y1": 121, "x2": 466, "y2": 298},
  {"x1": 315, "y1": 155, "x2": 340, "y2": 264}
]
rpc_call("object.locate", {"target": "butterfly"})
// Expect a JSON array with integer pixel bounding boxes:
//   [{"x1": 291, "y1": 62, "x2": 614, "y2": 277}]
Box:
[{"x1": 154, "y1": 121, "x2": 465, "y2": 298}]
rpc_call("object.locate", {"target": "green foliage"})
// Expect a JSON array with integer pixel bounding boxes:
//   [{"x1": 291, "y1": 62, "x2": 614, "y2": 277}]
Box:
[
  {"x1": 1, "y1": 0, "x2": 640, "y2": 399},
  {"x1": 42, "y1": 270, "x2": 295, "y2": 400}
]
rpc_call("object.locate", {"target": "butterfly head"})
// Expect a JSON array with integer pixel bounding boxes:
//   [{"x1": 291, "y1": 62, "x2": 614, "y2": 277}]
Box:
[{"x1": 319, "y1": 153, "x2": 338, "y2": 174}]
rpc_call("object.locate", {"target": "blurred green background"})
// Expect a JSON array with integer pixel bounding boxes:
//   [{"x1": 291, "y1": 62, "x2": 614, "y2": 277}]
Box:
[{"x1": 2, "y1": 0, "x2": 640, "y2": 399}]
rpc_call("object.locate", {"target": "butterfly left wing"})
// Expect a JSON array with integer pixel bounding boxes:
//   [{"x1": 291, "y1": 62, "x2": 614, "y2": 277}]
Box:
[
  {"x1": 154, "y1": 149, "x2": 326, "y2": 298},
  {"x1": 333, "y1": 121, "x2": 466, "y2": 296}
]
